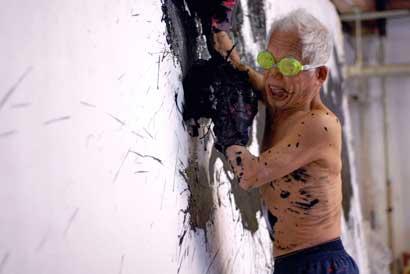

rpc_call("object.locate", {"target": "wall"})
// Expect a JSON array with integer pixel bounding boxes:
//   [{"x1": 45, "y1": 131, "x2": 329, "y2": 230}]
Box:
[
  {"x1": 0, "y1": 0, "x2": 368, "y2": 273},
  {"x1": 347, "y1": 15, "x2": 410, "y2": 273}
]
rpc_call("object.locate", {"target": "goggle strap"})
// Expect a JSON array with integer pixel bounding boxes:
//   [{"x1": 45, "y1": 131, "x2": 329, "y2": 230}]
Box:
[{"x1": 302, "y1": 64, "x2": 325, "y2": 71}]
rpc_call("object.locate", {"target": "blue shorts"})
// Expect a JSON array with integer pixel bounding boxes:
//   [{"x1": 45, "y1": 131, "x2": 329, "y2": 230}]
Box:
[{"x1": 273, "y1": 238, "x2": 359, "y2": 274}]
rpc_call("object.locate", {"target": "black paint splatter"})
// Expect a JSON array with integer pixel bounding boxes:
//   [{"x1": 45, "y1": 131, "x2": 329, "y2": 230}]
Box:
[
  {"x1": 296, "y1": 142, "x2": 300, "y2": 148},
  {"x1": 280, "y1": 191, "x2": 290, "y2": 199},
  {"x1": 288, "y1": 208, "x2": 301, "y2": 214},
  {"x1": 290, "y1": 168, "x2": 310, "y2": 182},
  {"x1": 294, "y1": 199, "x2": 320, "y2": 209},
  {"x1": 236, "y1": 156, "x2": 242, "y2": 166},
  {"x1": 324, "y1": 126, "x2": 328, "y2": 132}
]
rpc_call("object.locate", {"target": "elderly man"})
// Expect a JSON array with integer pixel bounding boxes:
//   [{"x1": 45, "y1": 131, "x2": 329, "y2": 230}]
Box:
[{"x1": 213, "y1": 8, "x2": 359, "y2": 274}]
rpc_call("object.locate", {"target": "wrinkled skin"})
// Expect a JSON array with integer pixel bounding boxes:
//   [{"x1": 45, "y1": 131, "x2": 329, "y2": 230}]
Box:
[{"x1": 215, "y1": 30, "x2": 344, "y2": 257}]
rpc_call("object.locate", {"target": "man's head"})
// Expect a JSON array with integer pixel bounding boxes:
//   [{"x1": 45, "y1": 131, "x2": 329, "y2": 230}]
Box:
[{"x1": 263, "y1": 9, "x2": 333, "y2": 110}]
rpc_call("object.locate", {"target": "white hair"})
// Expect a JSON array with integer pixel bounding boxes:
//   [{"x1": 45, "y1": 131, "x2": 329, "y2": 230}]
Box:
[{"x1": 268, "y1": 9, "x2": 333, "y2": 66}]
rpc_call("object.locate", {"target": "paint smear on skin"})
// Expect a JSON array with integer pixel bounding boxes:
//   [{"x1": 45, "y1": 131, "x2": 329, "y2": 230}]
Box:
[
  {"x1": 294, "y1": 199, "x2": 320, "y2": 209},
  {"x1": 236, "y1": 156, "x2": 242, "y2": 166},
  {"x1": 280, "y1": 191, "x2": 290, "y2": 199}
]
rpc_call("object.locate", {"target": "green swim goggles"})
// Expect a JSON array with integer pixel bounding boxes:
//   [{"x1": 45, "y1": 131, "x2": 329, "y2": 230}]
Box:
[{"x1": 257, "y1": 50, "x2": 323, "y2": 77}]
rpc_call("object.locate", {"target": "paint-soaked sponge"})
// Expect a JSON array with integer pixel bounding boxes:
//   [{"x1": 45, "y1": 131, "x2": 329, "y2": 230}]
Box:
[{"x1": 183, "y1": 53, "x2": 259, "y2": 153}]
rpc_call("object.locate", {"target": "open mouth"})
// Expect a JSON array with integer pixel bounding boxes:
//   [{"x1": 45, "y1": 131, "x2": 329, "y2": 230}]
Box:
[{"x1": 268, "y1": 85, "x2": 289, "y2": 101}]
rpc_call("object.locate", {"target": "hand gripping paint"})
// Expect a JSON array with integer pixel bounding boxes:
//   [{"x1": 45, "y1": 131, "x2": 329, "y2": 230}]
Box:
[{"x1": 183, "y1": 52, "x2": 259, "y2": 154}]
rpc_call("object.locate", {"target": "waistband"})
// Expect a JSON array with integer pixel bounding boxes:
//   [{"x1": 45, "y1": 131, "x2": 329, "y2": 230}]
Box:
[{"x1": 274, "y1": 238, "x2": 344, "y2": 264}]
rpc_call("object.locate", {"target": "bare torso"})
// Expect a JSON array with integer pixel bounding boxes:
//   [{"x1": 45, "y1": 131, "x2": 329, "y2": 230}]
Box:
[{"x1": 260, "y1": 106, "x2": 342, "y2": 257}]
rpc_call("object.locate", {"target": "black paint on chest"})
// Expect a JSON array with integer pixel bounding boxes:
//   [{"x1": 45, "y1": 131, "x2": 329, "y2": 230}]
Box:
[
  {"x1": 294, "y1": 198, "x2": 320, "y2": 209},
  {"x1": 290, "y1": 168, "x2": 310, "y2": 182},
  {"x1": 280, "y1": 191, "x2": 290, "y2": 199}
]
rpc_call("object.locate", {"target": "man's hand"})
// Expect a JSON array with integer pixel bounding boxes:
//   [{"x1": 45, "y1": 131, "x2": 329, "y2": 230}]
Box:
[{"x1": 213, "y1": 31, "x2": 241, "y2": 66}]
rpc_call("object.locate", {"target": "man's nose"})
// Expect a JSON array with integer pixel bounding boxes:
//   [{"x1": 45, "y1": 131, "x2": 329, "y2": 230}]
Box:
[{"x1": 267, "y1": 67, "x2": 283, "y2": 80}]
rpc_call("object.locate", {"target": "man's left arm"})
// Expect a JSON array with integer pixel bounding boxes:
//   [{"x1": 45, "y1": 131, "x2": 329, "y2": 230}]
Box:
[{"x1": 226, "y1": 112, "x2": 341, "y2": 190}]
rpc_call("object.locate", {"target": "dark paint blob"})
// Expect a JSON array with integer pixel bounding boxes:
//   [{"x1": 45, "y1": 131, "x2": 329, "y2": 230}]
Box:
[
  {"x1": 294, "y1": 199, "x2": 320, "y2": 209},
  {"x1": 299, "y1": 190, "x2": 307, "y2": 195},
  {"x1": 280, "y1": 191, "x2": 291, "y2": 199},
  {"x1": 264, "y1": 162, "x2": 268, "y2": 166},
  {"x1": 301, "y1": 121, "x2": 305, "y2": 125},
  {"x1": 296, "y1": 142, "x2": 300, "y2": 148},
  {"x1": 290, "y1": 168, "x2": 310, "y2": 182},
  {"x1": 287, "y1": 144, "x2": 291, "y2": 147},
  {"x1": 324, "y1": 126, "x2": 328, "y2": 132},
  {"x1": 282, "y1": 175, "x2": 292, "y2": 183},
  {"x1": 236, "y1": 156, "x2": 242, "y2": 166}
]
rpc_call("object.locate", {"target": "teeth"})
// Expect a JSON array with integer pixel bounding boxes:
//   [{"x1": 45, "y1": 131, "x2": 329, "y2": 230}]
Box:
[{"x1": 269, "y1": 85, "x2": 287, "y2": 98}]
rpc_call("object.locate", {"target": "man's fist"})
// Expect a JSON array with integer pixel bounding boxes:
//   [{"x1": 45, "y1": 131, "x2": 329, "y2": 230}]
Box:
[{"x1": 211, "y1": 0, "x2": 237, "y2": 32}]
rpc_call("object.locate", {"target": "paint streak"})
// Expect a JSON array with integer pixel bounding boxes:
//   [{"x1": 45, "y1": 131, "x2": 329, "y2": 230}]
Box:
[
  {"x1": 106, "y1": 113, "x2": 126, "y2": 126},
  {"x1": 118, "y1": 254, "x2": 125, "y2": 274},
  {"x1": 11, "y1": 102, "x2": 31, "y2": 108},
  {"x1": 0, "y1": 130, "x2": 18, "y2": 138},
  {"x1": 0, "y1": 252, "x2": 10, "y2": 274},
  {"x1": 290, "y1": 168, "x2": 310, "y2": 182},
  {"x1": 43, "y1": 116, "x2": 71, "y2": 126},
  {"x1": 64, "y1": 208, "x2": 79, "y2": 236},
  {"x1": 0, "y1": 67, "x2": 33, "y2": 112},
  {"x1": 129, "y1": 150, "x2": 163, "y2": 165},
  {"x1": 205, "y1": 248, "x2": 220, "y2": 274},
  {"x1": 294, "y1": 199, "x2": 320, "y2": 209},
  {"x1": 80, "y1": 101, "x2": 97, "y2": 108}
]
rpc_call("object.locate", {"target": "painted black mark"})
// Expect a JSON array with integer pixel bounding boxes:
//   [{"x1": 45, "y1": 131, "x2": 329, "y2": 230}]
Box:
[
  {"x1": 0, "y1": 130, "x2": 18, "y2": 138},
  {"x1": 280, "y1": 191, "x2": 290, "y2": 199},
  {"x1": 106, "y1": 113, "x2": 126, "y2": 126},
  {"x1": 64, "y1": 208, "x2": 79, "y2": 236},
  {"x1": 236, "y1": 156, "x2": 242, "y2": 166},
  {"x1": 287, "y1": 144, "x2": 291, "y2": 147},
  {"x1": 11, "y1": 102, "x2": 31, "y2": 108},
  {"x1": 288, "y1": 208, "x2": 301, "y2": 214},
  {"x1": 129, "y1": 150, "x2": 163, "y2": 165},
  {"x1": 324, "y1": 126, "x2": 328, "y2": 132},
  {"x1": 294, "y1": 199, "x2": 320, "y2": 209},
  {"x1": 80, "y1": 101, "x2": 97, "y2": 108},
  {"x1": 0, "y1": 252, "x2": 10, "y2": 273},
  {"x1": 299, "y1": 190, "x2": 307, "y2": 195},
  {"x1": 0, "y1": 66, "x2": 33, "y2": 112},
  {"x1": 118, "y1": 254, "x2": 125, "y2": 274},
  {"x1": 296, "y1": 142, "x2": 300, "y2": 148},
  {"x1": 43, "y1": 116, "x2": 71, "y2": 126},
  {"x1": 290, "y1": 168, "x2": 310, "y2": 182}
]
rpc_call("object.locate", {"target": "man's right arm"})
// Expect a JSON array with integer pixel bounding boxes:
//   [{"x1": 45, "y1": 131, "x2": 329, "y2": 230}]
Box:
[{"x1": 213, "y1": 31, "x2": 265, "y2": 99}]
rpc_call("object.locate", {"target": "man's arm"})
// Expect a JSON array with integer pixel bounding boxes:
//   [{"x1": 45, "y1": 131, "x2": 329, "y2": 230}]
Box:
[
  {"x1": 213, "y1": 31, "x2": 265, "y2": 96},
  {"x1": 226, "y1": 111, "x2": 341, "y2": 190}
]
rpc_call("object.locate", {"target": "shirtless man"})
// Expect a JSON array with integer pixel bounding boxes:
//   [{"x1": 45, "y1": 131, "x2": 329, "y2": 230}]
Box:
[{"x1": 213, "y1": 8, "x2": 359, "y2": 274}]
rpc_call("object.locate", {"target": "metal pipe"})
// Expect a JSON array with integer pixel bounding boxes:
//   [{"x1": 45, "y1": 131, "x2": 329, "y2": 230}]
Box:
[
  {"x1": 345, "y1": 63, "x2": 410, "y2": 77},
  {"x1": 340, "y1": 9, "x2": 410, "y2": 21}
]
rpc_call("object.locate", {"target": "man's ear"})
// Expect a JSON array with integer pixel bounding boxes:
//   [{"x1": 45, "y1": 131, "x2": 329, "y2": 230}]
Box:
[{"x1": 316, "y1": 66, "x2": 328, "y2": 84}]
